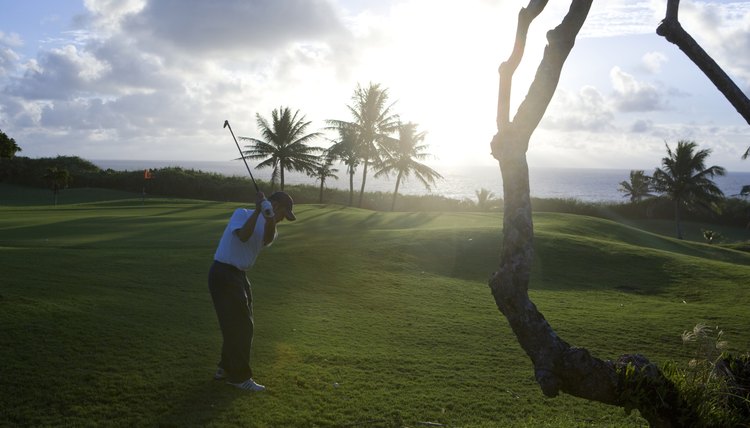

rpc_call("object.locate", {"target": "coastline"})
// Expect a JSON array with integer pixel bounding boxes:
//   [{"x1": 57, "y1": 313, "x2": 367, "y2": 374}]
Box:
[{"x1": 92, "y1": 159, "x2": 750, "y2": 203}]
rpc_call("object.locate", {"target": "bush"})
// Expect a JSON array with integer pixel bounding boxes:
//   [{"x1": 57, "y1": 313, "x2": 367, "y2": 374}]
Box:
[
  {"x1": 661, "y1": 325, "x2": 750, "y2": 426},
  {"x1": 2, "y1": 156, "x2": 101, "y2": 187},
  {"x1": 3, "y1": 156, "x2": 749, "y2": 223}
]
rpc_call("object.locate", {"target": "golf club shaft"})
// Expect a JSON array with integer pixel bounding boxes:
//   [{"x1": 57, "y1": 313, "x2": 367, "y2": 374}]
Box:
[{"x1": 224, "y1": 120, "x2": 260, "y2": 193}]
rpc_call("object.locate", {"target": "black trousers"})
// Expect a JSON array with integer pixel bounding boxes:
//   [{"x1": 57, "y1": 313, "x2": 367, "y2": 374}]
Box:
[{"x1": 208, "y1": 260, "x2": 254, "y2": 383}]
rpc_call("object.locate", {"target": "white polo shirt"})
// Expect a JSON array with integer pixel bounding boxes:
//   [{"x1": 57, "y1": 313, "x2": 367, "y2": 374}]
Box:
[{"x1": 213, "y1": 208, "x2": 275, "y2": 271}]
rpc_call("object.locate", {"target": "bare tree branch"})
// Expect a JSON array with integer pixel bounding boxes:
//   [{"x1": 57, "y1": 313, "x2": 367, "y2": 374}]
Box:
[
  {"x1": 496, "y1": 0, "x2": 548, "y2": 131},
  {"x1": 512, "y1": 1, "x2": 591, "y2": 145},
  {"x1": 657, "y1": 0, "x2": 750, "y2": 125}
]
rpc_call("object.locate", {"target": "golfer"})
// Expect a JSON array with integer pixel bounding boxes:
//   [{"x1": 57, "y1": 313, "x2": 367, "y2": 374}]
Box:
[{"x1": 208, "y1": 191, "x2": 296, "y2": 391}]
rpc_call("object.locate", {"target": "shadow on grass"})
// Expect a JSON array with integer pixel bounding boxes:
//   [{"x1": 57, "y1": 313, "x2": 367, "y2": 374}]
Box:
[
  {"x1": 532, "y1": 234, "x2": 676, "y2": 295},
  {"x1": 0, "y1": 184, "x2": 142, "y2": 206},
  {"x1": 157, "y1": 380, "x2": 242, "y2": 426},
  {"x1": 355, "y1": 211, "x2": 439, "y2": 230}
]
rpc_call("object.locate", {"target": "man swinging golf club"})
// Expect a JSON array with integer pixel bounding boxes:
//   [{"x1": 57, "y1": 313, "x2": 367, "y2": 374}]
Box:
[
  {"x1": 209, "y1": 191, "x2": 295, "y2": 391},
  {"x1": 209, "y1": 120, "x2": 296, "y2": 391}
]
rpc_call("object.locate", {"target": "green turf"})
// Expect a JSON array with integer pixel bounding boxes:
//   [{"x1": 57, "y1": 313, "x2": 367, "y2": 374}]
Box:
[
  {"x1": 0, "y1": 183, "x2": 145, "y2": 206},
  {"x1": 1, "y1": 195, "x2": 749, "y2": 427}
]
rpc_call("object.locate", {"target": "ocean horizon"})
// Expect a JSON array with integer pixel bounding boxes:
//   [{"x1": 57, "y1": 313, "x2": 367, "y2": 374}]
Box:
[{"x1": 92, "y1": 159, "x2": 750, "y2": 203}]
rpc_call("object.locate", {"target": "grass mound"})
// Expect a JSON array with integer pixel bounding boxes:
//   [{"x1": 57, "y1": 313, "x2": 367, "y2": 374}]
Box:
[{"x1": 1, "y1": 200, "x2": 748, "y2": 426}]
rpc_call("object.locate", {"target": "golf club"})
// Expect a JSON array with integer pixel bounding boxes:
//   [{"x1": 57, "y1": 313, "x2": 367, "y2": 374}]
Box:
[
  {"x1": 224, "y1": 119, "x2": 259, "y2": 192},
  {"x1": 223, "y1": 120, "x2": 273, "y2": 217}
]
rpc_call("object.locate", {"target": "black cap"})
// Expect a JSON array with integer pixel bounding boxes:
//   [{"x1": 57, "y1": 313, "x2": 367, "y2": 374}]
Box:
[{"x1": 268, "y1": 191, "x2": 296, "y2": 221}]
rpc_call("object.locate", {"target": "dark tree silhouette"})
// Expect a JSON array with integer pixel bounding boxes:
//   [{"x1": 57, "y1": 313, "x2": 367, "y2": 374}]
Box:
[
  {"x1": 325, "y1": 122, "x2": 361, "y2": 206},
  {"x1": 239, "y1": 107, "x2": 322, "y2": 191},
  {"x1": 475, "y1": 188, "x2": 500, "y2": 211},
  {"x1": 651, "y1": 140, "x2": 725, "y2": 239},
  {"x1": 43, "y1": 167, "x2": 71, "y2": 206},
  {"x1": 374, "y1": 123, "x2": 442, "y2": 211},
  {"x1": 309, "y1": 157, "x2": 339, "y2": 204},
  {"x1": 618, "y1": 170, "x2": 653, "y2": 202},
  {"x1": 0, "y1": 129, "x2": 22, "y2": 159},
  {"x1": 329, "y1": 83, "x2": 399, "y2": 208}
]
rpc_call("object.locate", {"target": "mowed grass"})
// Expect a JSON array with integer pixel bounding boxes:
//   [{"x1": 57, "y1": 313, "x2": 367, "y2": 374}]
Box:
[{"x1": 1, "y1": 191, "x2": 749, "y2": 427}]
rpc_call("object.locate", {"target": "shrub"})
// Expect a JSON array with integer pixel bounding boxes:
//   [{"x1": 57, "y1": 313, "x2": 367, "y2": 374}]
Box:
[{"x1": 662, "y1": 324, "x2": 750, "y2": 426}]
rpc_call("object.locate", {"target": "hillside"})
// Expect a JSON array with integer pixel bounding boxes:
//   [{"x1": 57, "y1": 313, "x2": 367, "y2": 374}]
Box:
[{"x1": 1, "y1": 199, "x2": 748, "y2": 426}]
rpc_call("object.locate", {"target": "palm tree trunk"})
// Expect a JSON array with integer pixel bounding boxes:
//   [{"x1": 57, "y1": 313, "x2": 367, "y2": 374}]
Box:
[
  {"x1": 674, "y1": 200, "x2": 683, "y2": 239},
  {"x1": 358, "y1": 159, "x2": 369, "y2": 208},
  {"x1": 270, "y1": 166, "x2": 277, "y2": 191},
  {"x1": 280, "y1": 165, "x2": 285, "y2": 191},
  {"x1": 319, "y1": 180, "x2": 324, "y2": 204},
  {"x1": 391, "y1": 171, "x2": 403, "y2": 211},
  {"x1": 348, "y1": 170, "x2": 355, "y2": 206}
]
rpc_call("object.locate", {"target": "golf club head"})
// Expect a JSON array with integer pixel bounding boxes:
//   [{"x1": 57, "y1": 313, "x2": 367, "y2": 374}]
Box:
[{"x1": 223, "y1": 120, "x2": 229, "y2": 129}]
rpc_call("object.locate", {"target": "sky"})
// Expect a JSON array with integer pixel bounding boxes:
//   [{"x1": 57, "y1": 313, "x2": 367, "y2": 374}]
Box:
[{"x1": 1, "y1": 0, "x2": 749, "y2": 171}]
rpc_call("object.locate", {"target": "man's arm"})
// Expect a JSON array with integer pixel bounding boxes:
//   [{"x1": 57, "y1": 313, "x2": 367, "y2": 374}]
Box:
[
  {"x1": 235, "y1": 191, "x2": 267, "y2": 242},
  {"x1": 262, "y1": 215, "x2": 276, "y2": 246},
  {"x1": 235, "y1": 209, "x2": 260, "y2": 242}
]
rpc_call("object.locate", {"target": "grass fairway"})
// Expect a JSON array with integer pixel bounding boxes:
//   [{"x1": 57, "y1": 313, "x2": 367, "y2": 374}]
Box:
[{"x1": 1, "y1": 195, "x2": 749, "y2": 427}]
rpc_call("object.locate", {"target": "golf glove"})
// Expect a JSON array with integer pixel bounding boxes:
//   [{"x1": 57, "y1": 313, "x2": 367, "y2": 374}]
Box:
[{"x1": 260, "y1": 200, "x2": 274, "y2": 218}]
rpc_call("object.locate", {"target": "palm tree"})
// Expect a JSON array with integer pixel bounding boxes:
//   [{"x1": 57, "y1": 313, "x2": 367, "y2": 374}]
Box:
[
  {"x1": 328, "y1": 82, "x2": 399, "y2": 207},
  {"x1": 326, "y1": 122, "x2": 361, "y2": 206},
  {"x1": 475, "y1": 188, "x2": 500, "y2": 211},
  {"x1": 374, "y1": 123, "x2": 443, "y2": 211},
  {"x1": 43, "y1": 167, "x2": 71, "y2": 206},
  {"x1": 239, "y1": 107, "x2": 322, "y2": 191},
  {"x1": 618, "y1": 170, "x2": 653, "y2": 202},
  {"x1": 743, "y1": 146, "x2": 749, "y2": 160},
  {"x1": 309, "y1": 157, "x2": 339, "y2": 203},
  {"x1": 651, "y1": 140, "x2": 726, "y2": 239}
]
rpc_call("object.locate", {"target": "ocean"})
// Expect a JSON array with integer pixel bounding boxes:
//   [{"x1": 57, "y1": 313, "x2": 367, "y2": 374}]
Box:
[{"x1": 92, "y1": 160, "x2": 750, "y2": 203}]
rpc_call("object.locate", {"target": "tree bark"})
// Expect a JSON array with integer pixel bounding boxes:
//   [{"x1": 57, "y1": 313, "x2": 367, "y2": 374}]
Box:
[
  {"x1": 391, "y1": 171, "x2": 403, "y2": 211},
  {"x1": 488, "y1": 1, "x2": 698, "y2": 426},
  {"x1": 657, "y1": 0, "x2": 750, "y2": 125},
  {"x1": 358, "y1": 159, "x2": 369, "y2": 208},
  {"x1": 349, "y1": 170, "x2": 355, "y2": 206}
]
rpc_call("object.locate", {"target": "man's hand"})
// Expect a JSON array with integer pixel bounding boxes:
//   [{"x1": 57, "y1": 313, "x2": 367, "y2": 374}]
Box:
[
  {"x1": 254, "y1": 191, "x2": 266, "y2": 212},
  {"x1": 254, "y1": 191, "x2": 274, "y2": 218},
  {"x1": 260, "y1": 200, "x2": 274, "y2": 218}
]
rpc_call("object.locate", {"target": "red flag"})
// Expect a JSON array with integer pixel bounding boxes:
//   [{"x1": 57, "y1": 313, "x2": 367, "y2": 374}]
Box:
[{"x1": 144, "y1": 169, "x2": 153, "y2": 179}]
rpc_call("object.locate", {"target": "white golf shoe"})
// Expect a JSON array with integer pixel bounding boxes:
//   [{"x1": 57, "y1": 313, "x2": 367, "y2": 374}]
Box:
[{"x1": 228, "y1": 378, "x2": 266, "y2": 392}]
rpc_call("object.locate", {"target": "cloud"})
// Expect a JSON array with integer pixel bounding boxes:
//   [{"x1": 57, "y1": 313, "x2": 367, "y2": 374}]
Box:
[
  {"x1": 0, "y1": 31, "x2": 23, "y2": 48},
  {"x1": 0, "y1": 47, "x2": 20, "y2": 77},
  {"x1": 641, "y1": 51, "x2": 667, "y2": 74},
  {"x1": 122, "y1": 0, "x2": 347, "y2": 58},
  {"x1": 581, "y1": 1, "x2": 660, "y2": 38},
  {"x1": 630, "y1": 119, "x2": 653, "y2": 133},
  {"x1": 0, "y1": 32, "x2": 23, "y2": 77},
  {"x1": 610, "y1": 66, "x2": 666, "y2": 112},
  {"x1": 2, "y1": 0, "x2": 747, "y2": 170},
  {"x1": 4, "y1": 45, "x2": 111, "y2": 100},
  {"x1": 540, "y1": 86, "x2": 615, "y2": 132}
]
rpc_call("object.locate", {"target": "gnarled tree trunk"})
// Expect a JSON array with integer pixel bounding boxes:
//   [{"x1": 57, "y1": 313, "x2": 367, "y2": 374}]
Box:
[{"x1": 488, "y1": 1, "x2": 700, "y2": 426}]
